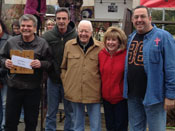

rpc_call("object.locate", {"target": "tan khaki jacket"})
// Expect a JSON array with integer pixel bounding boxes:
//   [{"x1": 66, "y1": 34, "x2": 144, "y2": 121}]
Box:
[{"x1": 61, "y1": 38, "x2": 103, "y2": 103}]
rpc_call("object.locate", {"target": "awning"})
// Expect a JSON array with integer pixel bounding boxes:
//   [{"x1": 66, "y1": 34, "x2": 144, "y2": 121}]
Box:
[{"x1": 140, "y1": 0, "x2": 175, "y2": 8}]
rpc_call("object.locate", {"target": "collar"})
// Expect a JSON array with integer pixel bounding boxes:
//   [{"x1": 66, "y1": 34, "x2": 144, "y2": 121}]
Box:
[
  {"x1": 103, "y1": 47, "x2": 124, "y2": 56},
  {"x1": 18, "y1": 34, "x2": 38, "y2": 47},
  {"x1": 72, "y1": 37, "x2": 101, "y2": 47},
  {"x1": 129, "y1": 24, "x2": 157, "y2": 40}
]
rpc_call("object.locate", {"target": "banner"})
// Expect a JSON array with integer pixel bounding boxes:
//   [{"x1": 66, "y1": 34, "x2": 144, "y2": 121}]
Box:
[{"x1": 140, "y1": 0, "x2": 175, "y2": 7}]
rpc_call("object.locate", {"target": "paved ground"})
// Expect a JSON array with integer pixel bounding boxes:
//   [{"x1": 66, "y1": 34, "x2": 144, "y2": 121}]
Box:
[
  {"x1": 18, "y1": 111, "x2": 106, "y2": 131},
  {"x1": 17, "y1": 105, "x2": 175, "y2": 131},
  {"x1": 18, "y1": 113, "x2": 175, "y2": 131},
  {"x1": 18, "y1": 117, "x2": 175, "y2": 131}
]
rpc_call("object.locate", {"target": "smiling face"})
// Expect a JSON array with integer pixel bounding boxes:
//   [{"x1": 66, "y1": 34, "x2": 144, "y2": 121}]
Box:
[
  {"x1": 132, "y1": 7, "x2": 153, "y2": 34},
  {"x1": 78, "y1": 24, "x2": 92, "y2": 44},
  {"x1": 20, "y1": 20, "x2": 36, "y2": 42},
  {"x1": 105, "y1": 37, "x2": 119, "y2": 54}
]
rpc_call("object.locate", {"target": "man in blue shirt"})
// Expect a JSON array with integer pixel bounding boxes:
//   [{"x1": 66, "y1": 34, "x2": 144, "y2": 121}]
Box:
[{"x1": 123, "y1": 5, "x2": 175, "y2": 131}]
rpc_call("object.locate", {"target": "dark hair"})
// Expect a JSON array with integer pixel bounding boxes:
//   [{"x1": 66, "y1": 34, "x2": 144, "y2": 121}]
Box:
[
  {"x1": 12, "y1": 20, "x2": 20, "y2": 28},
  {"x1": 132, "y1": 5, "x2": 150, "y2": 17},
  {"x1": 0, "y1": 19, "x2": 9, "y2": 34},
  {"x1": 19, "y1": 14, "x2": 38, "y2": 27},
  {"x1": 11, "y1": 20, "x2": 20, "y2": 36},
  {"x1": 55, "y1": 7, "x2": 70, "y2": 20}
]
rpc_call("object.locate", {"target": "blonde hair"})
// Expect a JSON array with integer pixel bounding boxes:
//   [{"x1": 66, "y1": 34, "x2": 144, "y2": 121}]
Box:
[
  {"x1": 103, "y1": 26, "x2": 127, "y2": 51},
  {"x1": 45, "y1": 18, "x2": 55, "y2": 26}
]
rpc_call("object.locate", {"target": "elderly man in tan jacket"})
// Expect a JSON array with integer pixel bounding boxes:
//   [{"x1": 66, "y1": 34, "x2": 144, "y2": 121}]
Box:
[{"x1": 61, "y1": 20, "x2": 103, "y2": 131}]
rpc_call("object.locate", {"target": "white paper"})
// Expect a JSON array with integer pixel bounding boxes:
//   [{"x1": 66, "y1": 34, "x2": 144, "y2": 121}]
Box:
[{"x1": 11, "y1": 55, "x2": 33, "y2": 69}]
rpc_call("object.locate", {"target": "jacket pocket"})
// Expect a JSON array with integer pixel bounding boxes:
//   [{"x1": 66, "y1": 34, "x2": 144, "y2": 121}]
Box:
[
  {"x1": 7, "y1": 74, "x2": 28, "y2": 89},
  {"x1": 68, "y1": 53, "x2": 80, "y2": 68},
  {"x1": 149, "y1": 46, "x2": 160, "y2": 64},
  {"x1": 89, "y1": 55, "x2": 98, "y2": 63},
  {"x1": 88, "y1": 55, "x2": 99, "y2": 71}
]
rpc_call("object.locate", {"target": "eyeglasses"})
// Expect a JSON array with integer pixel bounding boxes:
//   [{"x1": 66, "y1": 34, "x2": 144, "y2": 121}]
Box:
[{"x1": 133, "y1": 15, "x2": 148, "y2": 20}]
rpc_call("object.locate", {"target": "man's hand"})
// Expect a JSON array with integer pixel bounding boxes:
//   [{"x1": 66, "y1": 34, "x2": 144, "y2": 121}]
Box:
[
  {"x1": 164, "y1": 98, "x2": 175, "y2": 111},
  {"x1": 5, "y1": 59, "x2": 13, "y2": 69},
  {"x1": 30, "y1": 59, "x2": 41, "y2": 68}
]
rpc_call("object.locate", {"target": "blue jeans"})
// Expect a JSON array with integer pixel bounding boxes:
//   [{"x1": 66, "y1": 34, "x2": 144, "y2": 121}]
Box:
[
  {"x1": 0, "y1": 90, "x2": 2, "y2": 131},
  {"x1": 20, "y1": 108, "x2": 24, "y2": 120},
  {"x1": 128, "y1": 96, "x2": 166, "y2": 131},
  {"x1": 71, "y1": 102, "x2": 101, "y2": 131},
  {"x1": 1, "y1": 83, "x2": 7, "y2": 130},
  {"x1": 45, "y1": 78, "x2": 74, "y2": 131}
]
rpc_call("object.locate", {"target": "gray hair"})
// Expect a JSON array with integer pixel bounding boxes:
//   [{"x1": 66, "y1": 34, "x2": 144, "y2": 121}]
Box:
[
  {"x1": 78, "y1": 20, "x2": 93, "y2": 32},
  {"x1": 19, "y1": 14, "x2": 38, "y2": 27}
]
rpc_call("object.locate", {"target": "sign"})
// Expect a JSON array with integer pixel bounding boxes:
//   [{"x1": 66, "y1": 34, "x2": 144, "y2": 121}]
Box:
[
  {"x1": 140, "y1": 0, "x2": 175, "y2": 7},
  {"x1": 10, "y1": 50, "x2": 34, "y2": 74},
  {"x1": 108, "y1": 3, "x2": 118, "y2": 12}
]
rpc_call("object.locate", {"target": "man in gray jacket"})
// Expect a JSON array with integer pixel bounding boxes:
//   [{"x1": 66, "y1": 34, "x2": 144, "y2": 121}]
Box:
[{"x1": 42, "y1": 8, "x2": 77, "y2": 131}]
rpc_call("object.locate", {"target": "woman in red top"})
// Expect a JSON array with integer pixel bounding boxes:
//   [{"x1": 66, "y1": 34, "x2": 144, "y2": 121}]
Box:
[{"x1": 98, "y1": 26, "x2": 128, "y2": 131}]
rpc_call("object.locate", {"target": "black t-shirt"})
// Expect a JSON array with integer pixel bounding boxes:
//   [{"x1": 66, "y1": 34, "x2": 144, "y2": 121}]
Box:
[{"x1": 127, "y1": 33, "x2": 147, "y2": 98}]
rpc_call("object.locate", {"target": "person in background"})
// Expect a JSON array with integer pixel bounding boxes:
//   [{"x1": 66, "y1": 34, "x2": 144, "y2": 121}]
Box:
[
  {"x1": 24, "y1": 0, "x2": 46, "y2": 35},
  {"x1": 0, "y1": 19, "x2": 11, "y2": 131},
  {"x1": 0, "y1": 14, "x2": 51, "y2": 131},
  {"x1": 11, "y1": 20, "x2": 25, "y2": 124},
  {"x1": 98, "y1": 27, "x2": 104, "y2": 41},
  {"x1": 123, "y1": 5, "x2": 175, "y2": 131},
  {"x1": 98, "y1": 26, "x2": 128, "y2": 131},
  {"x1": 61, "y1": 20, "x2": 103, "y2": 131},
  {"x1": 42, "y1": 7, "x2": 77, "y2": 131},
  {"x1": 11, "y1": 20, "x2": 20, "y2": 36},
  {"x1": 45, "y1": 18, "x2": 55, "y2": 31},
  {"x1": 41, "y1": 18, "x2": 56, "y2": 120}
]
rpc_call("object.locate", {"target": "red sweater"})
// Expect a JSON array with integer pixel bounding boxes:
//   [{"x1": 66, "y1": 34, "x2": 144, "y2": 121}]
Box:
[{"x1": 98, "y1": 48, "x2": 126, "y2": 104}]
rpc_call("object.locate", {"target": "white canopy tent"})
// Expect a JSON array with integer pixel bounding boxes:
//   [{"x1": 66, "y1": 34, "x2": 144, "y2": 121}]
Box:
[
  {"x1": 4, "y1": 0, "x2": 139, "y2": 7},
  {"x1": 4, "y1": 0, "x2": 94, "y2": 6},
  {"x1": 5, "y1": 0, "x2": 57, "y2": 5}
]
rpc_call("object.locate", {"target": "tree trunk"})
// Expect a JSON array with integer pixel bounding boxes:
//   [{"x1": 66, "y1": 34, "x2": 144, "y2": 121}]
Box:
[
  {"x1": 57, "y1": 0, "x2": 83, "y2": 23},
  {"x1": 0, "y1": 0, "x2": 2, "y2": 18}
]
